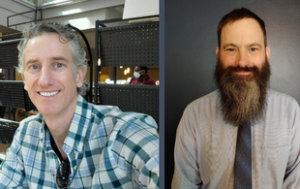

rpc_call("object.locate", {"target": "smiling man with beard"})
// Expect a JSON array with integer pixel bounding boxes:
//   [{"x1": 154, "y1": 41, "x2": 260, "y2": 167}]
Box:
[{"x1": 172, "y1": 8, "x2": 300, "y2": 189}]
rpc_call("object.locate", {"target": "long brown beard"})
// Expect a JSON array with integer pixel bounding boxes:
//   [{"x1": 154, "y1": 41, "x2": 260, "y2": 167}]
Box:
[{"x1": 214, "y1": 59, "x2": 270, "y2": 126}]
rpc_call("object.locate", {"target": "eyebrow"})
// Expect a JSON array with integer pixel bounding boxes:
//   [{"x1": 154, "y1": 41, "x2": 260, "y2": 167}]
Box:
[
  {"x1": 247, "y1": 43, "x2": 262, "y2": 48},
  {"x1": 25, "y1": 56, "x2": 69, "y2": 65},
  {"x1": 222, "y1": 43, "x2": 238, "y2": 49},
  {"x1": 25, "y1": 59, "x2": 38, "y2": 65},
  {"x1": 52, "y1": 56, "x2": 69, "y2": 62},
  {"x1": 222, "y1": 43, "x2": 262, "y2": 49}
]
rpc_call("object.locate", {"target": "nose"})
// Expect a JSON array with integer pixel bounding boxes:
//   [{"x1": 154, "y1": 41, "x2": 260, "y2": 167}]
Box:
[
  {"x1": 237, "y1": 49, "x2": 248, "y2": 67},
  {"x1": 38, "y1": 66, "x2": 54, "y2": 87}
]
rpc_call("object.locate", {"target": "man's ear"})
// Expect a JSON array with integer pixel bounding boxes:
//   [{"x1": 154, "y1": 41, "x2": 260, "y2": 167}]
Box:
[
  {"x1": 216, "y1": 46, "x2": 220, "y2": 56},
  {"x1": 22, "y1": 73, "x2": 28, "y2": 91},
  {"x1": 216, "y1": 46, "x2": 220, "y2": 60},
  {"x1": 266, "y1": 45, "x2": 271, "y2": 61},
  {"x1": 76, "y1": 66, "x2": 86, "y2": 88}
]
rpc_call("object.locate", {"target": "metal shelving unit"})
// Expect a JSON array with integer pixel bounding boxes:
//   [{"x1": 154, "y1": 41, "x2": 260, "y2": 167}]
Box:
[{"x1": 94, "y1": 18, "x2": 159, "y2": 124}]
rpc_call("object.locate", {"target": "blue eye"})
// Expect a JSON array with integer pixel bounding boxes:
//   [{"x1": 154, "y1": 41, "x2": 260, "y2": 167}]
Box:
[
  {"x1": 56, "y1": 63, "x2": 63, "y2": 68},
  {"x1": 32, "y1": 65, "x2": 39, "y2": 70}
]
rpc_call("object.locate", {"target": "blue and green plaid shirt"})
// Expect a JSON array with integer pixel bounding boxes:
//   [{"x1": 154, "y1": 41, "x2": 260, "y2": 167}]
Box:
[{"x1": 0, "y1": 95, "x2": 159, "y2": 188}]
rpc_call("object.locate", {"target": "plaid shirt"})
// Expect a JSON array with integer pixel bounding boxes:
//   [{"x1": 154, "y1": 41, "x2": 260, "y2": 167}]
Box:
[{"x1": 0, "y1": 95, "x2": 159, "y2": 188}]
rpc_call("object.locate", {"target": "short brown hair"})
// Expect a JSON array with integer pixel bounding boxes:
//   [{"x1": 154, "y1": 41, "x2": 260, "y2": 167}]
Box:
[{"x1": 217, "y1": 7, "x2": 267, "y2": 46}]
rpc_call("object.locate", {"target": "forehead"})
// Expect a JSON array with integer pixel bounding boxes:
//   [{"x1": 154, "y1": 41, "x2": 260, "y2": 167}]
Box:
[
  {"x1": 134, "y1": 66, "x2": 141, "y2": 70},
  {"x1": 220, "y1": 18, "x2": 264, "y2": 45},
  {"x1": 24, "y1": 33, "x2": 72, "y2": 63}
]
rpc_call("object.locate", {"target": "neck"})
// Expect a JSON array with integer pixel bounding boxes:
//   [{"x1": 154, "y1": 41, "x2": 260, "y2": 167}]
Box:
[
  {"x1": 46, "y1": 113, "x2": 74, "y2": 160},
  {"x1": 53, "y1": 137, "x2": 68, "y2": 160},
  {"x1": 44, "y1": 96, "x2": 78, "y2": 158},
  {"x1": 47, "y1": 118, "x2": 71, "y2": 142}
]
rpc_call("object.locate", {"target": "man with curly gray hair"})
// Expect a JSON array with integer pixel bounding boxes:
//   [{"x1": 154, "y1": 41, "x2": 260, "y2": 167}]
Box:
[
  {"x1": 0, "y1": 22, "x2": 159, "y2": 188},
  {"x1": 17, "y1": 22, "x2": 88, "y2": 95}
]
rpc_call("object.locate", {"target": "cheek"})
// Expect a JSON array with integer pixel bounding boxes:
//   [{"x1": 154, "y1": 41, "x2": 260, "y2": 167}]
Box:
[
  {"x1": 220, "y1": 54, "x2": 236, "y2": 67},
  {"x1": 64, "y1": 75, "x2": 79, "y2": 90},
  {"x1": 23, "y1": 76, "x2": 34, "y2": 91},
  {"x1": 252, "y1": 55, "x2": 266, "y2": 68}
]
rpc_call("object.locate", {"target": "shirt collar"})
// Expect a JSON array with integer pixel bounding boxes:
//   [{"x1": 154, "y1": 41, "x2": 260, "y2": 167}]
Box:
[{"x1": 64, "y1": 94, "x2": 93, "y2": 152}]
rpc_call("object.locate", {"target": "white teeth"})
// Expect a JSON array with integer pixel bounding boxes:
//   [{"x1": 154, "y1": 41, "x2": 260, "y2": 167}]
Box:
[{"x1": 40, "y1": 91, "x2": 59, "y2": 97}]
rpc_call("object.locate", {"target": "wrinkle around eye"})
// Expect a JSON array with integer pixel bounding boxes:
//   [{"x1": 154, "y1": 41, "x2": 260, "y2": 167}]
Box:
[
  {"x1": 51, "y1": 62, "x2": 67, "y2": 71},
  {"x1": 27, "y1": 64, "x2": 40, "y2": 72},
  {"x1": 226, "y1": 48, "x2": 237, "y2": 52},
  {"x1": 250, "y1": 48, "x2": 259, "y2": 52}
]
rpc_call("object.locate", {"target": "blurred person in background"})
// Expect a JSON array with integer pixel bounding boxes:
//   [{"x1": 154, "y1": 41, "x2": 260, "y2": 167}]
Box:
[{"x1": 130, "y1": 66, "x2": 156, "y2": 85}]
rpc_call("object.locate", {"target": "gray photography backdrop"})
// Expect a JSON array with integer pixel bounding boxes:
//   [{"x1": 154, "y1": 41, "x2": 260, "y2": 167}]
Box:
[{"x1": 165, "y1": 0, "x2": 300, "y2": 188}]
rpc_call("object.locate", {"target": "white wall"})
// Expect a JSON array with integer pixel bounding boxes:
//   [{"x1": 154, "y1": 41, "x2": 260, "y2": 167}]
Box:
[
  {"x1": 41, "y1": 6, "x2": 124, "y2": 30},
  {"x1": 0, "y1": 0, "x2": 159, "y2": 31},
  {"x1": 0, "y1": 0, "x2": 125, "y2": 31},
  {"x1": 41, "y1": 0, "x2": 125, "y2": 30},
  {"x1": 0, "y1": 0, "x2": 33, "y2": 30},
  {"x1": 123, "y1": 0, "x2": 159, "y2": 19}
]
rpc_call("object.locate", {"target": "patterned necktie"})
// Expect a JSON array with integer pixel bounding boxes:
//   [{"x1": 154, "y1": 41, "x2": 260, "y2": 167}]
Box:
[{"x1": 234, "y1": 121, "x2": 252, "y2": 189}]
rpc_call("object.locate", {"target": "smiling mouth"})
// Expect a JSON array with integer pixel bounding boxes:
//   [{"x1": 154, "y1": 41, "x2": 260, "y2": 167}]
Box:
[
  {"x1": 234, "y1": 71, "x2": 251, "y2": 75},
  {"x1": 39, "y1": 91, "x2": 60, "y2": 97}
]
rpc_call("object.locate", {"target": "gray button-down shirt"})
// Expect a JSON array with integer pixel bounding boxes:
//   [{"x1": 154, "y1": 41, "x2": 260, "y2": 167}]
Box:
[{"x1": 172, "y1": 89, "x2": 300, "y2": 189}]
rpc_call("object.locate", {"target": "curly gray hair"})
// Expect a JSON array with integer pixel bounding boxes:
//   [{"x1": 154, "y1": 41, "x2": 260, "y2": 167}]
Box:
[{"x1": 17, "y1": 22, "x2": 88, "y2": 95}]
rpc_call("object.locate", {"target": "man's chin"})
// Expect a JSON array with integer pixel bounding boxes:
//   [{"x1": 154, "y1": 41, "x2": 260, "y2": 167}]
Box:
[{"x1": 214, "y1": 60, "x2": 271, "y2": 126}]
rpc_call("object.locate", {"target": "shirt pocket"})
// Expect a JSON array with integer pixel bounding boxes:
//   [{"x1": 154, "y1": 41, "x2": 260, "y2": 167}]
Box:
[{"x1": 261, "y1": 145, "x2": 290, "y2": 186}]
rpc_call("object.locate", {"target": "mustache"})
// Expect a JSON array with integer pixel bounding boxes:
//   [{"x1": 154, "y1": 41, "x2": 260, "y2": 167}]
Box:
[
  {"x1": 226, "y1": 66, "x2": 258, "y2": 72},
  {"x1": 218, "y1": 66, "x2": 260, "y2": 86}
]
